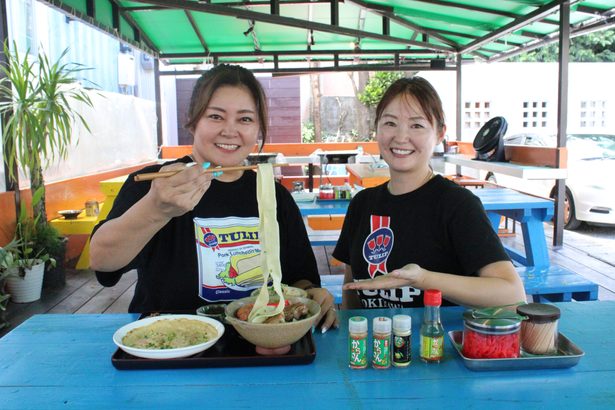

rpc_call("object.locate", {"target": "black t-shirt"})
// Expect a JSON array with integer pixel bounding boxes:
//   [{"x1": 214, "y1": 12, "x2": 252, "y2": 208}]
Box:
[
  {"x1": 332, "y1": 175, "x2": 510, "y2": 308},
  {"x1": 93, "y1": 156, "x2": 320, "y2": 312}
]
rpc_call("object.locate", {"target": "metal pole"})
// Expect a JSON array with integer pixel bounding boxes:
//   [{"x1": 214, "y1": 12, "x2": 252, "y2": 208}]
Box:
[
  {"x1": 154, "y1": 57, "x2": 163, "y2": 156},
  {"x1": 553, "y1": 0, "x2": 570, "y2": 248},
  {"x1": 455, "y1": 53, "x2": 462, "y2": 176}
]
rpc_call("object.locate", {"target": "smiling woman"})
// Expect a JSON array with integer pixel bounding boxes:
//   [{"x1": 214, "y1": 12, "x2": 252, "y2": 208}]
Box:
[
  {"x1": 334, "y1": 76, "x2": 526, "y2": 311},
  {"x1": 89, "y1": 64, "x2": 338, "y2": 336}
]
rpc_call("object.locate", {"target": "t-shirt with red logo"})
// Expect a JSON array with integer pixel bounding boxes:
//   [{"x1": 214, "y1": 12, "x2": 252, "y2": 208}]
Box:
[{"x1": 333, "y1": 175, "x2": 509, "y2": 308}]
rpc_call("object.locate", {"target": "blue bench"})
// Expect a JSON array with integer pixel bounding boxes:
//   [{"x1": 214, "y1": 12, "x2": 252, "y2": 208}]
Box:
[
  {"x1": 517, "y1": 265, "x2": 598, "y2": 303},
  {"x1": 320, "y1": 265, "x2": 599, "y2": 306},
  {"x1": 308, "y1": 231, "x2": 339, "y2": 246}
]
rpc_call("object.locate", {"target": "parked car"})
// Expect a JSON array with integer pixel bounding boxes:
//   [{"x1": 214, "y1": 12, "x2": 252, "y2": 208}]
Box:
[{"x1": 485, "y1": 133, "x2": 615, "y2": 230}]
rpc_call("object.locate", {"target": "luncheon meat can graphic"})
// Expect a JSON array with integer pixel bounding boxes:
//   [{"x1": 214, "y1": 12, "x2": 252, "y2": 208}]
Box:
[
  {"x1": 362, "y1": 215, "x2": 394, "y2": 278},
  {"x1": 194, "y1": 216, "x2": 262, "y2": 302}
]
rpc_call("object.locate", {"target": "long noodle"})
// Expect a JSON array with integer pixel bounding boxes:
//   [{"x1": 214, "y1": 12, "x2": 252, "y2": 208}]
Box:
[{"x1": 248, "y1": 164, "x2": 285, "y2": 323}]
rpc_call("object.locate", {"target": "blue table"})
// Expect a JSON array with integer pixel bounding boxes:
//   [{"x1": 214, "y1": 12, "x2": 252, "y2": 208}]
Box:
[
  {"x1": 297, "y1": 198, "x2": 350, "y2": 216},
  {"x1": 0, "y1": 302, "x2": 612, "y2": 409},
  {"x1": 472, "y1": 188, "x2": 553, "y2": 268},
  {"x1": 297, "y1": 188, "x2": 553, "y2": 268}
]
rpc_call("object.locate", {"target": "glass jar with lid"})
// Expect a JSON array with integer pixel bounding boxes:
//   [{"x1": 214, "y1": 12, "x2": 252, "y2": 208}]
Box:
[
  {"x1": 516, "y1": 303, "x2": 560, "y2": 355},
  {"x1": 462, "y1": 310, "x2": 521, "y2": 359}
]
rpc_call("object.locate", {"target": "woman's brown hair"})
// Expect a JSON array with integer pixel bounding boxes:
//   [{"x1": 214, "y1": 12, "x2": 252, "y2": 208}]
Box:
[
  {"x1": 375, "y1": 76, "x2": 445, "y2": 132},
  {"x1": 185, "y1": 64, "x2": 268, "y2": 148}
]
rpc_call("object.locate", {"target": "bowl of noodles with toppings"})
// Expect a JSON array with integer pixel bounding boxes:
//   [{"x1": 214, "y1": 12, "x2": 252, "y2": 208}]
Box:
[
  {"x1": 225, "y1": 296, "x2": 321, "y2": 349},
  {"x1": 113, "y1": 314, "x2": 225, "y2": 359}
]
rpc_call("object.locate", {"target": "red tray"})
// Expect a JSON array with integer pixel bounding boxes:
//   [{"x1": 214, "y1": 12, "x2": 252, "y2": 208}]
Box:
[{"x1": 111, "y1": 313, "x2": 316, "y2": 370}]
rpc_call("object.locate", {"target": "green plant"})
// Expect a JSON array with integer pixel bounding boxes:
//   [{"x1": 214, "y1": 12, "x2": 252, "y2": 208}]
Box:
[
  {"x1": 0, "y1": 41, "x2": 93, "y2": 228},
  {"x1": 13, "y1": 187, "x2": 55, "y2": 277},
  {"x1": 357, "y1": 71, "x2": 405, "y2": 108},
  {"x1": 0, "y1": 238, "x2": 21, "y2": 329},
  {"x1": 301, "y1": 122, "x2": 315, "y2": 143}
]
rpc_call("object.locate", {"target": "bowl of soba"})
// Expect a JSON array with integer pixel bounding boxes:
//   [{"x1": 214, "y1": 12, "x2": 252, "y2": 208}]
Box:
[
  {"x1": 225, "y1": 296, "x2": 321, "y2": 349},
  {"x1": 113, "y1": 314, "x2": 225, "y2": 359}
]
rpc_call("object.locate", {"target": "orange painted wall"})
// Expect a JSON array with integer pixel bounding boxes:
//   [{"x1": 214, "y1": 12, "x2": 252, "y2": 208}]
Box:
[
  {"x1": 0, "y1": 163, "x2": 155, "y2": 260},
  {"x1": 161, "y1": 142, "x2": 380, "y2": 159}
]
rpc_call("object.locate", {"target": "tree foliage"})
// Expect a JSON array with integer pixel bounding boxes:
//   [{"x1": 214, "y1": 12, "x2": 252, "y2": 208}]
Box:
[
  {"x1": 507, "y1": 29, "x2": 615, "y2": 62},
  {"x1": 358, "y1": 71, "x2": 405, "y2": 108}
]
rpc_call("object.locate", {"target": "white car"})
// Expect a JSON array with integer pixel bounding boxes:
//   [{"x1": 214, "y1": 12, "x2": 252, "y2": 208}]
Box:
[{"x1": 485, "y1": 133, "x2": 615, "y2": 230}]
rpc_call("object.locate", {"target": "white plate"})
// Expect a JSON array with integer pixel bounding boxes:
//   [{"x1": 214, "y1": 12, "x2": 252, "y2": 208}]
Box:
[{"x1": 113, "y1": 314, "x2": 225, "y2": 359}]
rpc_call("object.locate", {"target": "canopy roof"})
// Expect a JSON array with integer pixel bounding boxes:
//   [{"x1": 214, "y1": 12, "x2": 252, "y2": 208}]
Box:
[{"x1": 42, "y1": 0, "x2": 615, "y2": 73}]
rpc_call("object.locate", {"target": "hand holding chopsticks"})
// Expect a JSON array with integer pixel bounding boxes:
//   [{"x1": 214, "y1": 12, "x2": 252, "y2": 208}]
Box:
[{"x1": 134, "y1": 163, "x2": 288, "y2": 182}]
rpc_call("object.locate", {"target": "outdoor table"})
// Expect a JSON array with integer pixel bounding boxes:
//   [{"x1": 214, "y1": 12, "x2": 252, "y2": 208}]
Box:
[
  {"x1": 472, "y1": 188, "x2": 554, "y2": 268},
  {"x1": 296, "y1": 187, "x2": 553, "y2": 268},
  {"x1": 49, "y1": 175, "x2": 126, "y2": 269},
  {"x1": 0, "y1": 302, "x2": 611, "y2": 409}
]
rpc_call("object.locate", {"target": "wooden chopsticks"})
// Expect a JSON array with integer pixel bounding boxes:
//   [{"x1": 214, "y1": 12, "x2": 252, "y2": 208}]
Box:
[{"x1": 134, "y1": 163, "x2": 288, "y2": 182}]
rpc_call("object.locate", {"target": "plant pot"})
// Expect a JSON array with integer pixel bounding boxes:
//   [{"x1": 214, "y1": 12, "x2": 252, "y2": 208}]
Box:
[
  {"x1": 43, "y1": 236, "x2": 68, "y2": 289},
  {"x1": 6, "y1": 261, "x2": 45, "y2": 303}
]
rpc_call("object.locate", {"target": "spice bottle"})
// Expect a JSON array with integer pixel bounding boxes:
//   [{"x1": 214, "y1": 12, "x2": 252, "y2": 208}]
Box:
[
  {"x1": 372, "y1": 316, "x2": 392, "y2": 369},
  {"x1": 420, "y1": 289, "x2": 445, "y2": 363},
  {"x1": 392, "y1": 314, "x2": 412, "y2": 367},
  {"x1": 348, "y1": 316, "x2": 368, "y2": 369}
]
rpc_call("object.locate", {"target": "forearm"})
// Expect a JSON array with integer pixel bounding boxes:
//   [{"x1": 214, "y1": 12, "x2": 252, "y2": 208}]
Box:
[
  {"x1": 90, "y1": 195, "x2": 171, "y2": 271},
  {"x1": 418, "y1": 263, "x2": 526, "y2": 308}
]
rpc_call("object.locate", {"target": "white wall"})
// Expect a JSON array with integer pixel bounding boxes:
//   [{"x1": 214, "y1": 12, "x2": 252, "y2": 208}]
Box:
[{"x1": 30, "y1": 89, "x2": 157, "y2": 188}]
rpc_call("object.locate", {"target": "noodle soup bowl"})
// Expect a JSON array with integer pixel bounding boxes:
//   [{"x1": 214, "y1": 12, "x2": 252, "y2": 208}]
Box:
[
  {"x1": 113, "y1": 314, "x2": 225, "y2": 359},
  {"x1": 225, "y1": 296, "x2": 321, "y2": 349}
]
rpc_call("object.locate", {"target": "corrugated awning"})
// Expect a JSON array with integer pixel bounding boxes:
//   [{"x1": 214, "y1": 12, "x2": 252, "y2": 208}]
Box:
[{"x1": 40, "y1": 0, "x2": 615, "y2": 72}]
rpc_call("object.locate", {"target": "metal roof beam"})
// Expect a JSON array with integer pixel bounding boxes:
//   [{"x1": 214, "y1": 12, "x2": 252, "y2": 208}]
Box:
[
  {"x1": 40, "y1": 0, "x2": 157, "y2": 55},
  {"x1": 331, "y1": 0, "x2": 339, "y2": 26},
  {"x1": 160, "y1": 62, "x2": 456, "y2": 76},
  {"x1": 161, "y1": 49, "x2": 442, "y2": 58},
  {"x1": 271, "y1": 0, "x2": 279, "y2": 15},
  {"x1": 347, "y1": 0, "x2": 459, "y2": 50},
  {"x1": 130, "y1": 0, "x2": 455, "y2": 52},
  {"x1": 407, "y1": 0, "x2": 559, "y2": 27},
  {"x1": 410, "y1": 0, "x2": 523, "y2": 20},
  {"x1": 575, "y1": 5, "x2": 614, "y2": 16},
  {"x1": 489, "y1": 14, "x2": 615, "y2": 62},
  {"x1": 185, "y1": 10, "x2": 210, "y2": 54},
  {"x1": 461, "y1": 0, "x2": 566, "y2": 55}
]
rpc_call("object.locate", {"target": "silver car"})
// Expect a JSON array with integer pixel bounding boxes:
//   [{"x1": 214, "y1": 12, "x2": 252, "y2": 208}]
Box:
[{"x1": 486, "y1": 133, "x2": 615, "y2": 230}]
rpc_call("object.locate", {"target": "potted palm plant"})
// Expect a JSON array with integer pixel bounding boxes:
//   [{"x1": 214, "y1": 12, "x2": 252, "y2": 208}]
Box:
[{"x1": 0, "y1": 42, "x2": 93, "y2": 286}]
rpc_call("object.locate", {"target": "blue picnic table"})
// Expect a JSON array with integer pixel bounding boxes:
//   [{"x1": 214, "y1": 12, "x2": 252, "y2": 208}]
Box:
[
  {"x1": 297, "y1": 187, "x2": 554, "y2": 268},
  {"x1": 0, "y1": 302, "x2": 612, "y2": 409}
]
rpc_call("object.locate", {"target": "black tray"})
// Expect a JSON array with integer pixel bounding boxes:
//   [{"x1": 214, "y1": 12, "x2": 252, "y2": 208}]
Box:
[{"x1": 112, "y1": 313, "x2": 316, "y2": 370}]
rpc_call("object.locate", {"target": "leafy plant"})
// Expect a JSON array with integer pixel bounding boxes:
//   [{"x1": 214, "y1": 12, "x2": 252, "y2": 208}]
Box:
[
  {"x1": 301, "y1": 122, "x2": 315, "y2": 143},
  {"x1": 358, "y1": 71, "x2": 405, "y2": 108},
  {"x1": 0, "y1": 238, "x2": 21, "y2": 329},
  {"x1": 13, "y1": 187, "x2": 55, "y2": 277},
  {"x1": 0, "y1": 41, "x2": 93, "y2": 227}
]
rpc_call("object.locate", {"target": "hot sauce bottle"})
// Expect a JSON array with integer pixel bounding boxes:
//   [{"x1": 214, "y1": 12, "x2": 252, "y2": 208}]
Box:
[{"x1": 420, "y1": 289, "x2": 445, "y2": 363}]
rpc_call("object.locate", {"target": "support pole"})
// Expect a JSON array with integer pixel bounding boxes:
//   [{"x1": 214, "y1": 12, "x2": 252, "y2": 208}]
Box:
[{"x1": 553, "y1": 0, "x2": 570, "y2": 248}]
